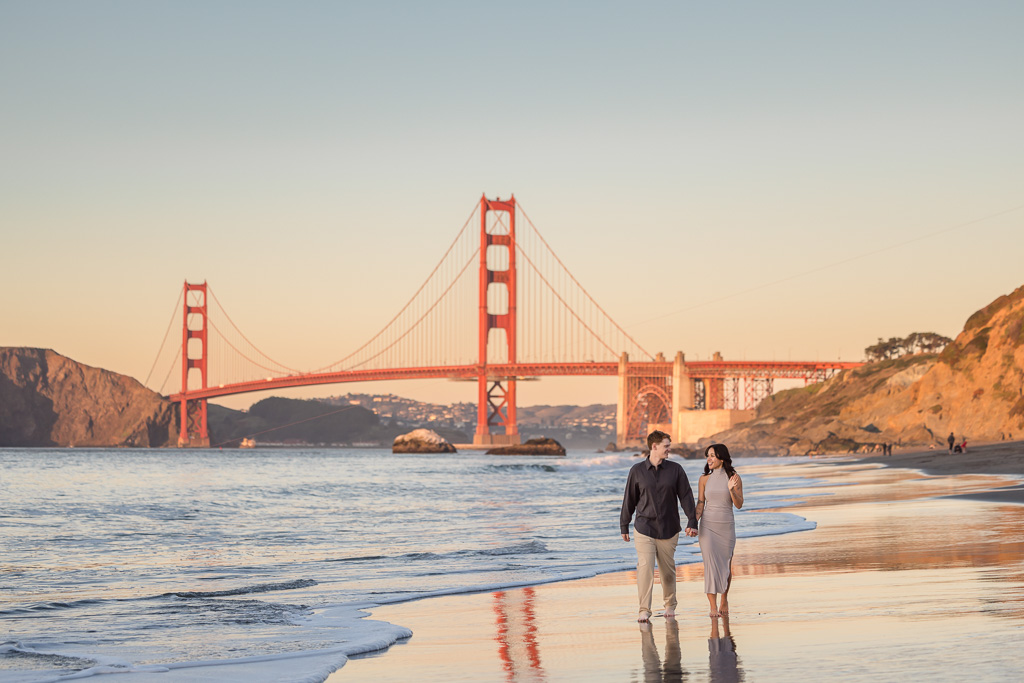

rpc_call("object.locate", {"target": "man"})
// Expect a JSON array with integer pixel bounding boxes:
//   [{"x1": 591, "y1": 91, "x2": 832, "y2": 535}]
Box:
[
  {"x1": 948, "y1": 432, "x2": 956, "y2": 454},
  {"x1": 620, "y1": 430, "x2": 698, "y2": 623}
]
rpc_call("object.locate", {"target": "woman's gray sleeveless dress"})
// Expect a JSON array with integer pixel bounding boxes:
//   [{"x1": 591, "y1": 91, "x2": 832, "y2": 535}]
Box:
[{"x1": 699, "y1": 468, "x2": 736, "y2": 594}]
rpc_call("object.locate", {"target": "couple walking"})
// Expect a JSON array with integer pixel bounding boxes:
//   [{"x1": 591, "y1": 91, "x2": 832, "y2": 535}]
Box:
[{"x1": 620, "y1": 430, "x2": 744, "y2": 622}]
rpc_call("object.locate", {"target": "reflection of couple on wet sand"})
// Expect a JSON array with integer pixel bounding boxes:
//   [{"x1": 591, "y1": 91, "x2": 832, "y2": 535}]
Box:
[
  {"x1": 707, "y1": 617, "x2": 743, "y2": 682},
  {"x1": 620, "y1": 430, "x2": 745, "y2": 621},
  {"x1": 638, "y1": 616, "x2": 744, "y2": 682}
]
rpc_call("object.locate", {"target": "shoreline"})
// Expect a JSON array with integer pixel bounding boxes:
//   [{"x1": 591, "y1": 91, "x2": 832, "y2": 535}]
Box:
[
  {"x1": 855, "y1": 438, "x2": 1024, "y2": 475},
  {"x1": 333, "y1": 453, "x2": 1024, "y2": 681},
  {"x1": 854, "y1": 439, "x2": 1024, "y2": 503}
]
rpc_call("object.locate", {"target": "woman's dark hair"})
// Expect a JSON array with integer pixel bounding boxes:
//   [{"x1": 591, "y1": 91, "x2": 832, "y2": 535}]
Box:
[{"x1": 703, "y1": 443, "x2": 736, "y2": 477}]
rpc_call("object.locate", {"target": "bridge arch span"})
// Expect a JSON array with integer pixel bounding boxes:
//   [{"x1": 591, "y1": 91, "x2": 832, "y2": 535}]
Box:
[{"x1": 624, "y1": 383, "x2": 672, "y2": 447}]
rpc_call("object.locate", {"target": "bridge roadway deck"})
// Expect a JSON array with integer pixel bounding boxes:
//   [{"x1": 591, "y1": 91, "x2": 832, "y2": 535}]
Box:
[{"x1": 168, "y1": 360, "x2": 862, "y2": 401}]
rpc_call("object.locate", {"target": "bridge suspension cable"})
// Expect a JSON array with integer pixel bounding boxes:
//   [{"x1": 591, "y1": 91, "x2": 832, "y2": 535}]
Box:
[
  {"x1": 309, "y1": 203, "x2": 481, "y2": 373},
  {"x1": 343, "y1": 249, "x2": 479, "y2": 371},
  {"x1": 515, "y1": 246, "x2": 619, "y2": 359},
  {"x1": 207, "y1": 318, "x2": 299, "y2": 376},
  {"x1": 162, "y1": 196, "x2": 658, "y2": 396},
  {"x1": 207, "y1": 288, "x2": 302, "y2": 375},
  {"x1": 143, "y1": 287, "x2": 183, "y2": 388},
  {"x1": 157, "y1": 347, "x2": 181, "y2": 395},
  {"x1": 516, "y1": 202, "x2": 653, "y2": 361}
]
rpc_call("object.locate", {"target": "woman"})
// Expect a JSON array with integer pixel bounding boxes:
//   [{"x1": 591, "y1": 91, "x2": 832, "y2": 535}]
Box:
[{"x1": 696, "y1": 443, "x2": 743, "y2": 617}]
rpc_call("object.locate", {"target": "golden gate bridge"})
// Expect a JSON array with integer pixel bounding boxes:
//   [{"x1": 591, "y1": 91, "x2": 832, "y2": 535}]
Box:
[{"x1": 147, "y1": 195, "x2": 860, "y2": 448}]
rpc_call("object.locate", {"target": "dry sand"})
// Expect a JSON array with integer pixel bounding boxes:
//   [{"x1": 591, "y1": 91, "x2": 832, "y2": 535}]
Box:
[{"x1": 330, "y1": 453, "x2": 1024, "y2": 682}]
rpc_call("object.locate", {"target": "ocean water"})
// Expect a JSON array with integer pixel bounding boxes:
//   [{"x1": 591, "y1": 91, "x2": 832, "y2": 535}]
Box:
[{"x1": 0, "y1": 448, "x2": 818, "y2": 682}]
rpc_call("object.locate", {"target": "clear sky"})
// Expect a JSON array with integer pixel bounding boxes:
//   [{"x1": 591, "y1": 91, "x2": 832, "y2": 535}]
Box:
[{"x1": 2, "y1": 1, "x2": 1022, "y2": 410}]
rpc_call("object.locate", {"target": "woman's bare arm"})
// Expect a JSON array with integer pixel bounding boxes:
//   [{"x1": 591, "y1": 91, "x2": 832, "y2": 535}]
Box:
[
  {"x1": 696, "y1": 475, "x2": 708, "y2": 521},
  {"x1": 728, "y1": 473, "x2": 744, "y2": 509}
]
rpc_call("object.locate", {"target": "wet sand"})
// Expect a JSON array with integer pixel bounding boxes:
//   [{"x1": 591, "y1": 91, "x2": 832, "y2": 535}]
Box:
[{"x1": 331, "y1": 457, "x2": 1024, "y2": 681}]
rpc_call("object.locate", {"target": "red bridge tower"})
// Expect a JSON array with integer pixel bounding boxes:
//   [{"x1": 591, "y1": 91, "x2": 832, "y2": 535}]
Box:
[
  {"x1": 178, "y1": 281, "x2": 210, "y2": 447},
  {"x1": 476, "y1": 195, "x2": 520, "y2": 446}
]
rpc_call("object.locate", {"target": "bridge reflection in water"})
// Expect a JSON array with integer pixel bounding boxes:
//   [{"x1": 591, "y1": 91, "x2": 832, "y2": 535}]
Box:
[
  {"x1": 493, "y1": 587, "x2": 546, "y2": 682},
  {"x1": 491, "y1": 584, "x2": 743, "y2": 682}
]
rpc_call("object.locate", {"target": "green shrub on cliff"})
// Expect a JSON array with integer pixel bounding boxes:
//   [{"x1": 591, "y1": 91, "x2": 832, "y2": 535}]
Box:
[{"x1": 865, "y1": 332, "x2": 951, "y2": 362}]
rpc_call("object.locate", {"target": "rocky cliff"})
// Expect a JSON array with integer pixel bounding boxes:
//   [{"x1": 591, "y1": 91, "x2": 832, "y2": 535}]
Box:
[
  {"x1": 708, "y1": 285, "x2": 1024, "y2": 455},
  {"x1": 0, "y1": 349, "x2": 466, "y2": 448},
  {"x1": 0, "y1": 347, "x2": 177, "y2": 447}
]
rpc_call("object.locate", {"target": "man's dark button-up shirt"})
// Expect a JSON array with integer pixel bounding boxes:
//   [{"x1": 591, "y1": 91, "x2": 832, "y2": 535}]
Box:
[{"x1": 620, "y1": 457, "x2": 698, "y2": 539}]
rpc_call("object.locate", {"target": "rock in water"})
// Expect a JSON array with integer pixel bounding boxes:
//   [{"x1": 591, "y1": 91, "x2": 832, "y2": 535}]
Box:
[
  {"x1": 486, "y1": 437, "x2": 566, "y2": 456},
  {"x1": 392, "y1": 428, "x2": 456, "y2": 453}
]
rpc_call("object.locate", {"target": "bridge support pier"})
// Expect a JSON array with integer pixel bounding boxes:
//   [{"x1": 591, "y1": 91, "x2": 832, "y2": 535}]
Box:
[
  {"x1": 673, "y1": 408, "x2": 753, "y2": 446},
  {"x1": 475, "y1": 377, "x2": 519, "y2": 446},
  {"x1": 670, "y1": 351, "x2": 692, "y2": 445},
  {"x1": 615, "y1": 352, "x2": 629, "y2": 447},
  {"x1": 178, "y1": 398, "x2": 209, "y2": 448}
]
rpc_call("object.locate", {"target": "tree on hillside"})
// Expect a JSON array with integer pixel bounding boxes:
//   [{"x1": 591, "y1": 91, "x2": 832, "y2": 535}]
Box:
[
  {"x1": 865, "y1": 332, "x2": 951, "y2": 362},
  {"x1": 865, "y1": 337, "x2": 904, "y2": 361},
  {"x1": 907, "y1": 332, "x2": 952, "y2": 354}
]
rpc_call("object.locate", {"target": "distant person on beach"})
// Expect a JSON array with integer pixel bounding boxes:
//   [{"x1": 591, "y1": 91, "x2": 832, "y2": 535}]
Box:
[
  {"x1": 948, "y1": 432, "x2": 956, "y2": 453},
  {"x1": 620, "y1": 430, "x2": 698, "y2": 623},
  {"x1": 697, "y1": 444, "x2": 744, "y2": 618},
  {"x1": 961, "y1": 437, "x2": 968, "y2": 453}
]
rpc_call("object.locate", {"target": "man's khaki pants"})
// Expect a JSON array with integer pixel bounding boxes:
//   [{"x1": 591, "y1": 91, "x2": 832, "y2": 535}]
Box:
[{"x1": 634, "y1": 531, "x2": 679, "y2": 617}]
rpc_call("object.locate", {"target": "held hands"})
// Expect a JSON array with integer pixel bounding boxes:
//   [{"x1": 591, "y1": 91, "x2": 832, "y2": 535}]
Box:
[{"x1": 625, "y1": 530, "x2": 696, "y2": 540}]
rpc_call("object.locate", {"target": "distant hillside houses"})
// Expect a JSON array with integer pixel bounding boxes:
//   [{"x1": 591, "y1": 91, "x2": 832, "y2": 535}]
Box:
[{"x1": 322, "y1": 393, "x2": 615, "y2": 445}]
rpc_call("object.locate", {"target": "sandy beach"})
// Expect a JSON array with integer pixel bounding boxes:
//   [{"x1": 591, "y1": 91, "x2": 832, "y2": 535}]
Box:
[
  {"x1": 859, "y1": 440, "x2": 1024, "y2": 504},
  {"x1": 332, "y1": 444, "x2": 1024, "y2": 681},
  {"x1": 860, "y1": 439, "x2": 1024, "y2": 476}
]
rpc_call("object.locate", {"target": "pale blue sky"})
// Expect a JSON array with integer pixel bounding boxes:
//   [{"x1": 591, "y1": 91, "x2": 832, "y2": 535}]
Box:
[{"x1": 2, "y1": 1, "x2": 1022, "y2": 408}]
